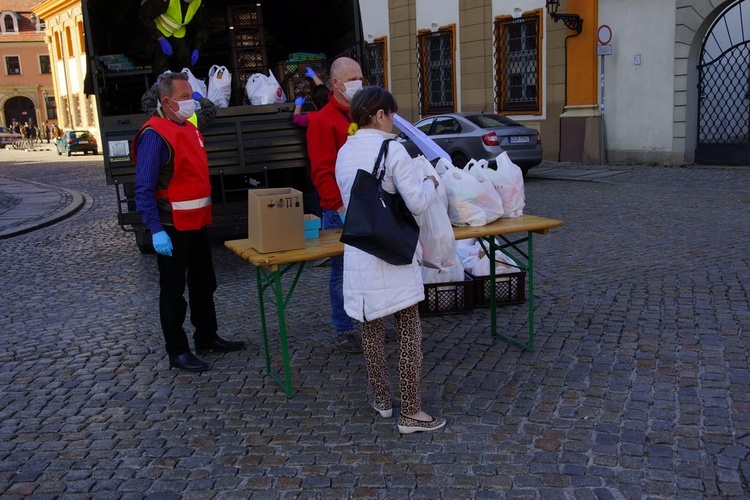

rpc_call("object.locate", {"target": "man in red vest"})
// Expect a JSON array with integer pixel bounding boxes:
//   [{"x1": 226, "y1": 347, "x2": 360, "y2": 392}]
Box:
[{"x1": 133, "y1": 72, "x2": 245, "y2": 372}]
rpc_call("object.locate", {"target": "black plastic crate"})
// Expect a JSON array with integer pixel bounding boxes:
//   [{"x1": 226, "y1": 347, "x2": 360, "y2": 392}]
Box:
[
  {"x1": 467, "y1": 271, "x2": 526, "y2": 308},
  {"x1": 418, "y1": 275, "x2": 474, "y2": 317},
  {"x1": 227, "y1": 4, "x2": 263, "y2": 28}
]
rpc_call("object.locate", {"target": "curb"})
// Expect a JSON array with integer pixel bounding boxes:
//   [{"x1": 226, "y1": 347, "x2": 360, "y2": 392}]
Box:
[{"x1": 0, "y1": 175, "x2": 86, "y2": 239}]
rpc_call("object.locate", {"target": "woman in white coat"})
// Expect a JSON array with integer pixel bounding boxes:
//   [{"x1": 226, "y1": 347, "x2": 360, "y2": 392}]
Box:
[{"x1": 335, "y1": 86, "x2": 445, "y2": 434}]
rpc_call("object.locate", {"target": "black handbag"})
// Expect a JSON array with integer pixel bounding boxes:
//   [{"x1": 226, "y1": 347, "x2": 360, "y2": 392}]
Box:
[{"x1": 340, "y1": 139, "x2": 420, "y2": 266}]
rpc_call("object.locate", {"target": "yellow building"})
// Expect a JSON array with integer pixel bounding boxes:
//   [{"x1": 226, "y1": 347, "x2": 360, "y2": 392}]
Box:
[
  {"x1": 33, "y1": 0, "x2": 98, "y2": 137},
  {"x1": 0, "y1": 0, "x2": 55, "y2": 130}
]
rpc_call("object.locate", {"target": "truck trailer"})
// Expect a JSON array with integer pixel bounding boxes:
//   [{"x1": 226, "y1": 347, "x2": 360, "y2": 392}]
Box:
[{"x1": 82, "y1": 0, "x2": 367, "y2": 252}]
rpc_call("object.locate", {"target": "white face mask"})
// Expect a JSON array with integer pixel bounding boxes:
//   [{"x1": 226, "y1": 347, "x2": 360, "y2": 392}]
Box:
[
  {"x1": 168, "y1": 98, "x2": 195, "y2": 122},
  {"x1": 341, "y1": 80, "x2": 363, "y2": 102}
]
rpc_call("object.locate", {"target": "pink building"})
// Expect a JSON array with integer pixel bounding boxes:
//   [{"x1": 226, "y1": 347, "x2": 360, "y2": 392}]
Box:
[{"x1": 0, "y1": 0, "x2": 55, "y2": 131}]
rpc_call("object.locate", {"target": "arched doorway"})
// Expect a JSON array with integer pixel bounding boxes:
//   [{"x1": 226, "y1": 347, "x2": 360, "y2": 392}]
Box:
[
  {"x1": 696, "y1": 0, "x2": 750, "y2": 164},
  {"x1": 3, "y1": 96, "x2": 37, "y2": 127}
]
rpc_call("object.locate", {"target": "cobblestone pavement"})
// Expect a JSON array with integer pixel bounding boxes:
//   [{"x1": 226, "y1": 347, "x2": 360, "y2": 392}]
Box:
[{"x1": 1, "y1": 148, "x2": 749, "y2": 498}]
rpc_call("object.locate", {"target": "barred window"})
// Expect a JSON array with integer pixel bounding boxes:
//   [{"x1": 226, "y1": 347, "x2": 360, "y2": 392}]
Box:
[
  {"x1": 365, "y1": 37, "x2": 387, "y2": 89},
  {"x1": 494, "y1": 12, "x2": 541, "y2": 114},
  {"x1": 417, "y1": 26, "x2": 455, "y2": 115}
]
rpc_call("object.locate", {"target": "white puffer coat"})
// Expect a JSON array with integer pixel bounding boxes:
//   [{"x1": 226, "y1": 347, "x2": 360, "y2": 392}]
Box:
[{"x1": 336, "y1": 128, "x2": 438, "y2": 322}]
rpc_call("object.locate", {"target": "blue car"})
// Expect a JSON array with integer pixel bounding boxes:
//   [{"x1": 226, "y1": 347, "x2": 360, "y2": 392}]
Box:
[{"x1": 56, "y1": 130, "x2": 98, "y2": 156}]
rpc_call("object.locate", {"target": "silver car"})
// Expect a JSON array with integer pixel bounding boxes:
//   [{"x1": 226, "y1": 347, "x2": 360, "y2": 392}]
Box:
[{"x1": 398, "y1": 112, "x2": 543, "y2": 175}]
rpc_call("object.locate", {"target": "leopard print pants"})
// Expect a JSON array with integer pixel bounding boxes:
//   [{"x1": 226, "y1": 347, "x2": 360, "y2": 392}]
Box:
[{"x1": 361, "y1": 304, "x2": 423, "y2": 416}]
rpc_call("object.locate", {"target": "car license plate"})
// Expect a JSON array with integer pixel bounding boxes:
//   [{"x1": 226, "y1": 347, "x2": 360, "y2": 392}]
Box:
[
  {"x1": 78, "y1": 140, "x2": 88, "y2": 144},
  {"x1": 510, "y1": 136, "x2": 529, "y2": 144}
]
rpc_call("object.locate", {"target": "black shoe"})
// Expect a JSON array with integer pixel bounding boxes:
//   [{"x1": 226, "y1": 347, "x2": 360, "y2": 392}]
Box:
[
  {"x1": 168, "y1": 352, "x2": 209, "y2": 372},
  {"x1": 195, "y1": 336, "x2": 246, "y2": 354}
]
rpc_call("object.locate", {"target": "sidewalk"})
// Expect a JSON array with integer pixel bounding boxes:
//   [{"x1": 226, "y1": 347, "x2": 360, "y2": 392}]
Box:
[{"x1": 0, "y1": 145, "x2": 88, "y2": 238}]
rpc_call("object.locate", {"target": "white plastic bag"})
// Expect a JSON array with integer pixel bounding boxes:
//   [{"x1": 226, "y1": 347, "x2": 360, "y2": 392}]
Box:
[
  {"x1": 467, "y1": 160, "x2": 504, "y2": 223},
  {"x1": 181, "y1": 68, "x2": 207, "y2": 109},
  {"x1": 206, "y1": 65, "x2": 231, "y2": 108},
  {"x1": 440, "y1": 164, "x2": 486, "y2": 227},
  {"x1": 412, "y1": 156, "x2": 455, "y2": 270},
  {"x1": 472, "y1": 251, "x2": 518, "y2": 276},
  {"x1": 422, "y1": 254, "x2": 465, "y2": 284},
  {"x1": 245, "y1": 69, "x2": 287, "y2": 105},
  {"x1": 458, "y1": 240, "x2": 517, "y2": 275},
  {"x1": 485, "y1": 152, "x2": 525, "y2": 217}
]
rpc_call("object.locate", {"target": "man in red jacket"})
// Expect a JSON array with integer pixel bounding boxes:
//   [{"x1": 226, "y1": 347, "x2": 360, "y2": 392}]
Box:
[{"x1": 306, "y1": 57, "x2": 364, "y2": 353}]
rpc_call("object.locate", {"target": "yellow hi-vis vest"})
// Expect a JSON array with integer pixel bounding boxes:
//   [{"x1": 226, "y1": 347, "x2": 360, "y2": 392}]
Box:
[
  {"x1": 143, "y1": 0, "x2": 202, "y2": 39},
  {"x1": 187, "y1": 113, "x2": 198, "y2": 128}
]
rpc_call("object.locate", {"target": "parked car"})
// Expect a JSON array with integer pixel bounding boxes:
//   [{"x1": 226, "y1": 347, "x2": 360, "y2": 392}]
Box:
[
  {"x1": 398, "y1": 112, "x2": 542, "y2": 175},
  {"x1": 56, "y1": 130, "x2": 98, "y2": 156},
  {"x1": 0, "y1": 126, "x2": 22, "y2": 149}
]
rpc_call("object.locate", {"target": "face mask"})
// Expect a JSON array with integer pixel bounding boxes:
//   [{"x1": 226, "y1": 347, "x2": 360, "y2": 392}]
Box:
[
  {"x1": 341, "y1": 80, "x2": 363, "y2": 102},
  {"x1": 168, "y1": 98, "x2": 195, "y2": 121}
]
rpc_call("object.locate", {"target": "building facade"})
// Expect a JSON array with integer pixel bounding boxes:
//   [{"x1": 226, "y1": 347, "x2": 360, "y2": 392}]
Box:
[
  {"x1": 0, "y1": 0, "x2": 55, "y2": 130},
  {"x1": 361, "y1": 0, "x2": 750, "y2": 166},
  {"x1": 33, "y1": 0, "x2": 99, "y2": 138}
]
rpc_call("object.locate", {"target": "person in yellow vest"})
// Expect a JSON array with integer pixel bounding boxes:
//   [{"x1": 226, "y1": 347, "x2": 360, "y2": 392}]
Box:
[{"x1": 140, "y1": 0, "x2": 207, "y2": 75}]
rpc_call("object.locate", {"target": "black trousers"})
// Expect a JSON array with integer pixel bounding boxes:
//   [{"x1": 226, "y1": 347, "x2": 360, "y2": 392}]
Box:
[{"x1": 157, "y1": 225, "x2": 218, "y2": 356}]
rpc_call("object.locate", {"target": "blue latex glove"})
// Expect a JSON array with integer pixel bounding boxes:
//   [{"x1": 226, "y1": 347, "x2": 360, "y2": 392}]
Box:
[
  {"x1": 192, "y1": 91, "x2": 203, "y2": 101},
  {"x1": 305, "y1": 67, "x2": 316, "y2": 78},
  {"x1": 152, "y1": 230, "x2": 173, "y2": 256},
  {"x1": 294, "y1": 97, "x2": 305, "y2": 106},
  {"x1": 339, "y1": 212, "x2": 346, "y2": 224},
  {"x1": 191, "y1": 49, "x2": 199, "y2": 66},
  {"x1": 158, "y1": 37, "x2": 173, "y2": 56}
]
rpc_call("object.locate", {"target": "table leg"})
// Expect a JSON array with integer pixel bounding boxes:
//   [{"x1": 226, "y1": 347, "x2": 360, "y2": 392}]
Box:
[
  {"x1": 479, "y1": 231, "x2": 535, "y2": 351},
  {"x1": 253, "y1": 262, "x2": 307, "y2": 397}
]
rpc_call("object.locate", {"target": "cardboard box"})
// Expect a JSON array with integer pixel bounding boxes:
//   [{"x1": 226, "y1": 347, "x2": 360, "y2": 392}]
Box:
[
  {"x1": 247, "y1": 188, "x2": 305, "y2": 253},
  {"x1": 303, "y1": 214, "x2": 321, "y2": 239}
]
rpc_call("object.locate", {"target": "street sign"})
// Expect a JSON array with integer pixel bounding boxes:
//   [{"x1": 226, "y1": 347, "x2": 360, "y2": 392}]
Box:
[
  {"x1": 597, "y1": 45, "x2": 613, "y2": 56},
  {"x1": 597, "y1": 24, "x2": 612, "y2": 45}
]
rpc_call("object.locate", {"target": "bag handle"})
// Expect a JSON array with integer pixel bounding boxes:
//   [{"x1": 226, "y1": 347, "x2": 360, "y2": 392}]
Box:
[{"x1": 371, "y1": 139, "x2": 394, "y2": 180}]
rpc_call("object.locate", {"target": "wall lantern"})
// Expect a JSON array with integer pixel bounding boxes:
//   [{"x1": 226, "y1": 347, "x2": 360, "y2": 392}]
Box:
[{"x1": 545, "y1": 0, "x2": 583, "y2": 34}]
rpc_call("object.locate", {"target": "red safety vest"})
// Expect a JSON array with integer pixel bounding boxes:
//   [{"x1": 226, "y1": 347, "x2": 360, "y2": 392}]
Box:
[{"x1": 133, "y1": 115, "x2": 212, "y2": 231}]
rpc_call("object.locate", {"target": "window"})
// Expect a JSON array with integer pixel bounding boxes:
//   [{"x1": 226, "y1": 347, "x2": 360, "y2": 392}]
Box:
[
  {"x1": 494, "y1": 12, "x2": 541, "y2": 114},
  {"x1": 39, "y1": 55, "x2": 51, "y2": 74},
  {"x1": 2, "y1": 13, "x2": 17, "y2": 33},
  {"x1": 417, "y1": 26, "x2": 456, "y2": 115},
  {"x1": 77, "y1": 21, "x2": 86, "y2": 53},
  {"x1": 5, "y1": 56, "x2": 21, "y2": 75},
  {"x1": 45, "y1": 96, "x2": 58, "y2": 120},
  {"x1": 65, "y1": 26, "x2": 73, "y2": 56},
  {"x1": 432, "y1": 117, "x2": 461, "y2": 135},
  {"x1": 54, "y1": 32, "x2": 62, "y2": 60},
  {"x1": 365, "y1": 37, "x2": 387, "y2": 89}
]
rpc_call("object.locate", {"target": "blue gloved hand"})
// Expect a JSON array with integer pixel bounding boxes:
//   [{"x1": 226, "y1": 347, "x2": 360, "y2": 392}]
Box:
[
  {"x1": 339, "y1": 212, "x2": 346, "y2": 224},
  {"x1": 151, "y1": 230, "x2": 173, "y2": 256},
  {"x1": 191, "y1": 49, "x2": 199, "y2": 66},
  {"x1": 305, "y1": 67, "x2": 316, "y2": 78},
  {"x1": 158, "y1": 37, "x2": 173, "y2": 56},
  {"x1": 192, "y1": 91, "x2": 203, "y2": 101},
  {"x1": 294, "y1": 97, "x2": 305, "y2": 107}
]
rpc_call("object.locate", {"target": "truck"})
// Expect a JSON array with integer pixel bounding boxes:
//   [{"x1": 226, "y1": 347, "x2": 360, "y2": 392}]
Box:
[{"x1": 81, "y1": 0, "x2": 368, "y2": 252}]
